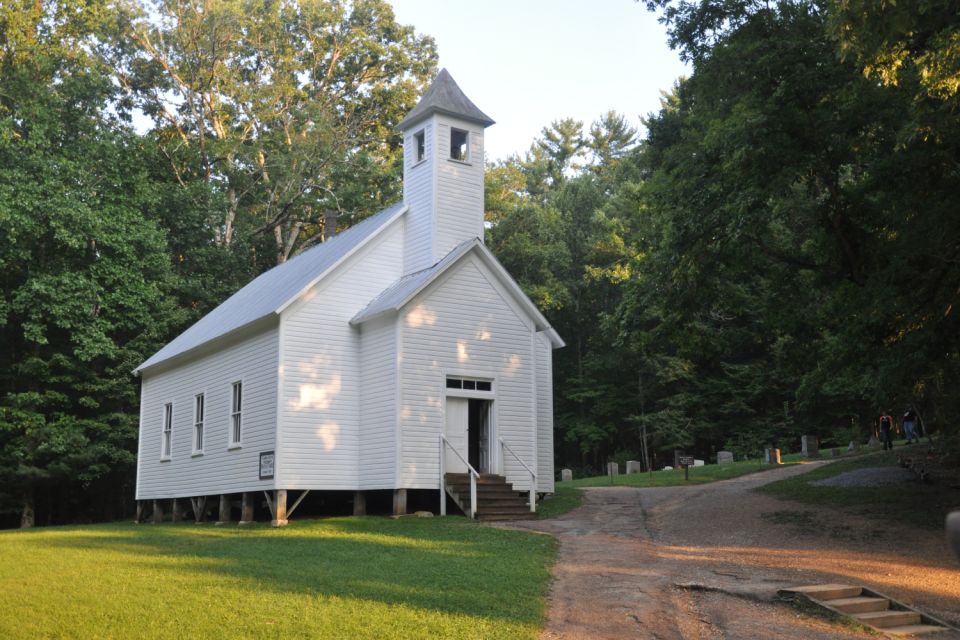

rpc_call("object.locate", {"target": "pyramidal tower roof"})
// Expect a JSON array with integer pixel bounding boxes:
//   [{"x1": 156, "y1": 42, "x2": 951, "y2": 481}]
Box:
[{"x1": 398, "y1": 68, "x2": 495, "y2": 130}]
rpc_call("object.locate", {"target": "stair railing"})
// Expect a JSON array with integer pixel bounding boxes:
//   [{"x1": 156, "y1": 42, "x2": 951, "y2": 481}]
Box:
[
  {"x1": 499, "y1": 437, "x2": 537, "y2": 512},
  {"x1": 439, "y1": 434, "x2": 479, "y2": 519}
]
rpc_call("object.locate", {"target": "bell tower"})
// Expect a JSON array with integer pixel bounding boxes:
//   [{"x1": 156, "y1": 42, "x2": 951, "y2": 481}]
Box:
[{"x1": 397, "y1": 69, "x2": 495, "y2": 274}]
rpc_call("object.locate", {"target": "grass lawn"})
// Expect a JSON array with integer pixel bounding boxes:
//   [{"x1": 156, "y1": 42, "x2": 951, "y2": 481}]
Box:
[
  {"x1": 0, "y1": 517, "x2": 555, "y2": 639},
  {"x1": 758, "y1": 442, "x2": 960, "y2": 530},
  {"x1": 558, "y1": 453, "x2": 806, "y2": 489},
  {"x1": 537, "y1": 484, "x2": 583, "y2": 519}
]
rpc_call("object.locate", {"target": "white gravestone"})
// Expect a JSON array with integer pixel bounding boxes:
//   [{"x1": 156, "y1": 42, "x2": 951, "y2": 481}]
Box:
[
  {"x1": 717, "y1": 451, "x2": 734, "y2": 465},
  {"x1": 606, "y1": 462, "x2": 620, "y2": 476},
  {"x1": 694, "y1": 459, "x2": 705, "y2": 467},
  {"x1": 626, "y1": 460, "x2": 643, "y2": 474},
  {"x1": 561, "y1": 468, "x2": 573, "y2": 482}
]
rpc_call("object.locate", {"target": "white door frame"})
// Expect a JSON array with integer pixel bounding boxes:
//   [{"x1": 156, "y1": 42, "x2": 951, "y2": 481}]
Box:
[{"x1": 443, "y1": 386, "x2": 496, "y2": 473}]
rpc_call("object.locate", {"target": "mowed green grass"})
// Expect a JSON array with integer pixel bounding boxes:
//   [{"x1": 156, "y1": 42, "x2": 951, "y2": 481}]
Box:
[
  {"x1": 0, "y1": 517, "x2": 556, "y2": 639},
  {"x1": 558, "y1": 453, "x2": 806, "y2": 489},
  {"x1": 537, "y1": 484, "x2": 583, "y2": 519}
]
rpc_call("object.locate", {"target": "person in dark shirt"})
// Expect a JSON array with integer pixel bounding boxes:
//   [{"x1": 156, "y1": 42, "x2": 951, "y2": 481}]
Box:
[
  {"x1": 903, "y1": 407, "x2": 918, "y2": 444},
  {"x1": 878, "y1": 411, "x2": 894, "y2": 450}
]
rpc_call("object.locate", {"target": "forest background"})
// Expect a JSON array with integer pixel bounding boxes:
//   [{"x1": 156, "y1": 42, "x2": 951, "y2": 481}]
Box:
[{"x1": 1, "y1": 0, "x2": 958, "y2": 528}]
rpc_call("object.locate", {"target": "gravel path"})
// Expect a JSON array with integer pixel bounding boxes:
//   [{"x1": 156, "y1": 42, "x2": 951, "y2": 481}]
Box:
[{"x1": 509, "y1": 462, "x2": 960, "y2": 639}]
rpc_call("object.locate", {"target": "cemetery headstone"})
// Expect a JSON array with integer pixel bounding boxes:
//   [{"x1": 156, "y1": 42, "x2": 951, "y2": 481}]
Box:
[
  {"x1": 867, "y1": 434, "x2": 881, "y2": 450},
  {"x1": 717, "y1": 451, "x2": 734, "y2": 465},
  {"x1": 626, "y1": 460, "x2": 643, "y2": 474},
  {"x1": 694, "y1": 459, "x2": 705, "y2": 467},
  {"x1": 764, "y1": 447, "x2": 782, "y2": 465},
  {"x1": 561, "y1": 468, "x2": 573, "y2": 482},
  {"x1": 848, "y1": 441, "x2": 860, "y2": 453},
  {"x1": 948, "y1": 511, "x2": 960, "y2": 560},
  {"x1": 801, "y1": 435, "x2": 820, "y2": 458},
  {"x1": 606, "y1": 461, "x2": 619, "y2": 476}
]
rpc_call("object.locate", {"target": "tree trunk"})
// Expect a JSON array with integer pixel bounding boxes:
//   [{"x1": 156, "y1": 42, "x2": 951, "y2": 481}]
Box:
[
  {"x1": 20, "y1": 490, "x2": 35, "y2": 529},
  {"x1": 224, "y1": 187, "x2": 237, "y2": 247}
]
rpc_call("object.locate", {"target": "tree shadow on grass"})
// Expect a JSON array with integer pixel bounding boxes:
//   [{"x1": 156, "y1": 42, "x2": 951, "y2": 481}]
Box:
[{"x1": 26, "y1": 517, "x2": 554, "y2": 627}]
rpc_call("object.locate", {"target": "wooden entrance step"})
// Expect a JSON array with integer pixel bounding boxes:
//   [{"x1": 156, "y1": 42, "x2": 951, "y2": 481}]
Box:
[
  {"x1": 780, "y1": 584, "x2": 957, "y2": 636},
  {"x1": 444, "y1": 473, "x2": 536, "y2": 521}
]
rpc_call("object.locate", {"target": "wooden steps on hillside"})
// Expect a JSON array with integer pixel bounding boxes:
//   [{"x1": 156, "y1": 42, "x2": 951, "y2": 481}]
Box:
[
  {"x1": 781, "y1": 584, "x2": 956, "y2": 636},
  {"x1": 444, "y1": 473, "x2": 537, "y2": 521}
]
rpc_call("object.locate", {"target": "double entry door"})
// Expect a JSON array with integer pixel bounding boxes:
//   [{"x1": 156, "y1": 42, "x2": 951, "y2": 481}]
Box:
[{"x1": 444, "y1": 397, "x2": 491, "y2": 474}]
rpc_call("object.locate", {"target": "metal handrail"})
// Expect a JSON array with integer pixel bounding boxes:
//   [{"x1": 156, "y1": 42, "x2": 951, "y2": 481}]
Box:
[
  {"x1": 439, "y1": 434, "x2": 479, "y2": 519},
  {"x1": 499, "y1": 437, "x2": 537, "y2": 512}
]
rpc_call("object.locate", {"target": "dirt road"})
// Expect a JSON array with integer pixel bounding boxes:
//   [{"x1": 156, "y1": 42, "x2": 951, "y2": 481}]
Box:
[{"x1": 511, "y1": 462, "x2": 960, "y2": 639}]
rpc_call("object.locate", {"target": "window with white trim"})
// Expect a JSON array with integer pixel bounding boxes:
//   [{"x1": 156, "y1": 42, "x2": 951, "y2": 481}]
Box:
[
  {"x1": 446, "y1": 376, "x2": 492, "y2": 392},
  {"x1": 193, "y1": 393, "x2": 205, "y2": 454},
  {"x1": 450, "y1": 128, "x2": 468, "y2": 161},
  {"x1": 161, "y1": 403, "x2": 173, "y2": 459},
  {"x1": 414, "y1": 129, "x2": 425, "y2": 162},
  {"x1": 230, "y1": 381, "x2": 243, "y2": 446}
]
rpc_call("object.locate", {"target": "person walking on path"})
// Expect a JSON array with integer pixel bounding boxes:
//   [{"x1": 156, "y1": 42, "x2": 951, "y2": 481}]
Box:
[
  {"x1": 903, "y1": 407, "x2": 918, "y2": 444},
  {"x1": 879, "y1": 410, "x2": 895, "y2": 450}
]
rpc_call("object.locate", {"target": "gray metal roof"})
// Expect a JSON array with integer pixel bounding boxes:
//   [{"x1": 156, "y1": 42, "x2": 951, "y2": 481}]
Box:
[
  {"x1": 135, "y1": 202, "x2": 407, "y2": 374},
  {"x1": 398, "y1": 68, "x2": 495, "y2": 130}
]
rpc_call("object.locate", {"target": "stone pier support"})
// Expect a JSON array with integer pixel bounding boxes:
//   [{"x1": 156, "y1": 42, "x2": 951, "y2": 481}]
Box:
[
  {"x1": 217, "y1": 494, "x2": 231, "y2": 524},
  {"x1": 171, "y1": 498, "x2": 184, "y2": 522},
  {"x1": 152, "y1": 500, "x2": 164, "y2": 524},
  {"x1": 353, "y1": 491, "x2": 366, "y2": 516},
  {"x1": 393, "y1": 489, "x2": 407, "y2": 516},
  {"x1": 272, "y1": 490, "x2": 288, "y2": 527},
  {"x1": 240, "y1": 492, "x2": 254, "y2": 524}
]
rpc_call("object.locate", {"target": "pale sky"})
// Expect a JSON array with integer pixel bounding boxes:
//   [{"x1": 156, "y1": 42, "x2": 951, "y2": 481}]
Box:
[{"x1": 389, "y1": 0, "x2": 690, "y2": 162}]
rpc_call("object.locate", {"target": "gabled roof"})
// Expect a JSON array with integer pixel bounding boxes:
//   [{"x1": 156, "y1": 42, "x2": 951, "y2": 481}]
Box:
[
  {"x1": 135, "y1": 202, "x2": 408, "y2": 375},
  {"x1": 398, "y1": 68, "x2": 495, "y2": 130},
  {"x1": 351, "y1": 238, "x2": 565, "y2": 348}
]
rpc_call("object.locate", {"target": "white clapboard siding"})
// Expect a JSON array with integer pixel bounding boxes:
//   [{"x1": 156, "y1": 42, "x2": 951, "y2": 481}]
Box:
[
  {"x1": 277, "y1": 219, "x2": 405, "y2": 490},
  {"x1": 399, "y1": 254, "x2": 536, "y2": 490},
  {"x1": 434, "y1": 116, "x2": 484, "y2": 262},
  {"x1": 136, "y1": 325, "x2": 279, "y2": 500},
  {"x1": 358, "y1": 315, "x2": 397, "y2": 489},
  {"x1": 403, "y1": 121, "x2": 435, "y2": 274},
  {"x1": 535, "y1": 332, "x2": 556, "y2": 493}
]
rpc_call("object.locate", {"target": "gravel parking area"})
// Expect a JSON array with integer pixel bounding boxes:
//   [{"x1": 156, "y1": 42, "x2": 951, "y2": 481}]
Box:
[{"x1": 509, "y1": 462, "x2": 960, "y2": 640}]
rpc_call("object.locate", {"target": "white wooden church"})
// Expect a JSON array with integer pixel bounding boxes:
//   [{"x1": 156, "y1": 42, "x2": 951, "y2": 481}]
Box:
[{"x1": 134, "y1": 70, "x2": 562, "y2": 524}]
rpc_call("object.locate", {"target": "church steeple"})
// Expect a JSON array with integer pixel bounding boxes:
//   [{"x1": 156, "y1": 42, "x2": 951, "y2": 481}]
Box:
[
  {"x1": 398, "y1": 69, "x2": 495, "y2": 130},
  {"x1": 398, "y1": 70, "x2": 493, "y2": 274}
]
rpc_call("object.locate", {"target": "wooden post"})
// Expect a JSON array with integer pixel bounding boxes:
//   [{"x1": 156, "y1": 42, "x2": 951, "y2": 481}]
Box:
[
  {"x1": 171, "y1": 498, "x2": 183, "y2": 522},
  {"x1": 240, "y1": 492, "x2": 254, "y2": 524},
  {"x1": 272, "y1": 489, "x2": 288, "y2": 527},
  {"x1": 190, "y1": 496, "x2": 207, "y2": 523},
  {"x1": 217, "y1": 494, "x2": 231, "y2": 524},
  {"x1": 152, "y1": 500, "x2": 164, "y2": 524},
  {"x1": 135, "y1": 501, "x2": 146, "y2": 524},
  {"x1": 392, "y1": 489, "x2": 407, "y2": 516},
  {"x1": 353, "y1": 491, "x2": 366, "y2": 516}
]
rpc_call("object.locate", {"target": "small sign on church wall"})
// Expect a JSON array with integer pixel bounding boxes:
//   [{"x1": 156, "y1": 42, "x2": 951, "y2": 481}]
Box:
[{"x1": 259, "y1": 451, "x2": 275, "y2": 480}]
